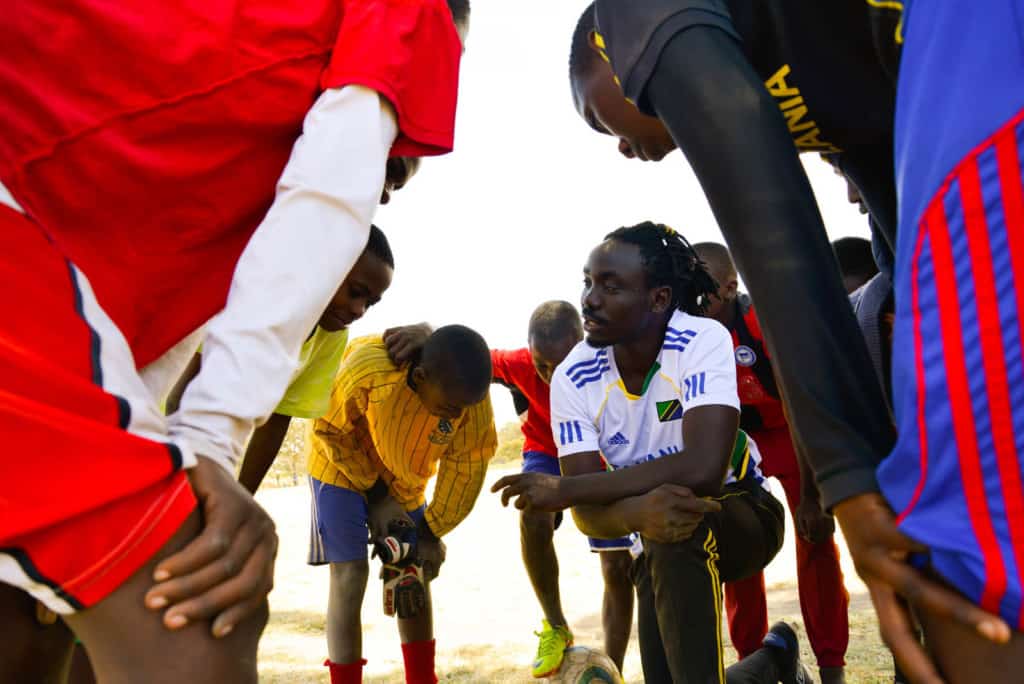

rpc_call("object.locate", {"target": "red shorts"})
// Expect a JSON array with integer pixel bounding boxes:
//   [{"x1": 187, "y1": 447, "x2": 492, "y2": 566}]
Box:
[{"x1": 0, "y1": 206, "x2": 196, "y2": 612}]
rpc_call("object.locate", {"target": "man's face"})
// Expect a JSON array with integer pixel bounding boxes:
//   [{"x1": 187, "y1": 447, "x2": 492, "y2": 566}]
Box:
[
  {"x1": 317, "y1": 251, "x2": 393, "y2": 332},
  {"x1": 529, "y1": 333, "x2": 580, "y2": 384},
  {"x1": 845, "y1": 178, "x2": 869, "y2": 215},
  {"x1": 573, "y1": 47, "x2": 677, "y2": 162},
  {"x1": 412, "y1": 366, "x2": 484, "y2": 421},
  {"x1": 581, "y1": 241, "x2": 667, "y2": 347}
]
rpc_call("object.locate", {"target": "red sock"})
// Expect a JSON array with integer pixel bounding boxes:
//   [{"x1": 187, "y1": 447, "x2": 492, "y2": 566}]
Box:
[
  {"x1": 325, "y1": 658, "x2": 366, "y2": 684},
  {"x1": 401, "y1": 639, "x2": 437, "y2": 684}
]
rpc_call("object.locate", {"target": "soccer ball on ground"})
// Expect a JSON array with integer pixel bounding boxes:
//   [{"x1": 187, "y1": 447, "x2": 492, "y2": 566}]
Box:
[{"x1": 547, "y1": 646, "x2": 623, "y2": 684}]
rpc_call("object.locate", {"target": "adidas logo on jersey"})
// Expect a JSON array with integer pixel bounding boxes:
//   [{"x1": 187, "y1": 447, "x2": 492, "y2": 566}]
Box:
[{"x1": 607, "y1": 432, "x2": 630, "y2": 446}]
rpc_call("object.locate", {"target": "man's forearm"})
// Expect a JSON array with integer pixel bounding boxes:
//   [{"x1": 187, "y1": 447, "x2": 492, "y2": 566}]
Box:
[
  {"x1": 570, "y1": 498, "x2": 639, "y2": 539},
  {"x1": 559, "y1": 449, "x2": 724, "y2": 507}
]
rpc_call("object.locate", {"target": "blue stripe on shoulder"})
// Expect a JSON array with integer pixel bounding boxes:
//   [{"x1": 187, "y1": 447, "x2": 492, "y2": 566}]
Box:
[
  {"x1": 574, "y1": 362, "x2": 611, "y2": 388},
  {"x1": 665, "y1": 327, "x2": 697, "y2": 342},
  {"x1": 565, "y1": 348, "x2": 609, "y2": 379}
]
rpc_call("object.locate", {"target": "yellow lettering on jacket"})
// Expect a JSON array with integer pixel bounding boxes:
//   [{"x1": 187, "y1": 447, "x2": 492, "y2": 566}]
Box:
[{"x1": 764, "y1": 65, "x2": 841, "y2": 153}]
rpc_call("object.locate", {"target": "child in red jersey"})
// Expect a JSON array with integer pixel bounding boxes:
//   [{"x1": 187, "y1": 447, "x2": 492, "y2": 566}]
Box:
[{"x1": 0, "y1": 1, "x2": 470, "y2": 681}]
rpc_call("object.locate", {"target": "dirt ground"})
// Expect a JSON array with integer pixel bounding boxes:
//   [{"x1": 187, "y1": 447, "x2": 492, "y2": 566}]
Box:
[{"x1": 255, "y1": 465, "x2": 895, "y2": 683}]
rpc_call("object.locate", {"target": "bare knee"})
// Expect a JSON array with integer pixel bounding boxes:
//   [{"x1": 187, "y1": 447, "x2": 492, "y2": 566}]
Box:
[
  {"x1": 330, "y1": 561, "x2": 369, "y2": 597},
  {"x1": 520, "y1": 510, "x2": 556, "y2": 538},
  {"x1": 600, "y1": 550, "x2": 633, "y2": 587}
]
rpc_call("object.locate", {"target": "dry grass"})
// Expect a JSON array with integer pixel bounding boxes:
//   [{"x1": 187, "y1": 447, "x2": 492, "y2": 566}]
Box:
[{"x1": 255, "y1": 467, "x2": 895, "y2": 683}]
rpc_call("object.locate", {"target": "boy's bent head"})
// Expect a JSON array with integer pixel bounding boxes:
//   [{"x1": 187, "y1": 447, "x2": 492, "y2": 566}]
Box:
[
  {"x1": 832, "y1": 236, "x2": 878, "y2": 294},
  {"x1": 569, "y1": 3, "x2": 676, "y2": 162},
  {"x1": 413, "y1": 324, "x2": 491, "y2": 420},
  {"x1": 692, "y1": 242, "x2": 739, "y2": 320},
  {"x1": 318, "y1": 224, "x2": 394, "y2": 331},
  {"x1": 528, "y1": 301, "x2": 583, "y2": 384}
]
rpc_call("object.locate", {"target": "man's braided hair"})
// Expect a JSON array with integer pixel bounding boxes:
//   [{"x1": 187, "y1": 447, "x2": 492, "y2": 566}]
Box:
[{"x1": 604, "y1": 221, "x2": 719, "y2": 315}]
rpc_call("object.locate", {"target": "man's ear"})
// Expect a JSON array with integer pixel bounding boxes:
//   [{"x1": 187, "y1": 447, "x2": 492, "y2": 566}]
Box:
[
  {"x1": 412, "y1": 365, "x2": 428, "y2": 388},
  {"x1": 724, "y1": 277, "x2": 740, "y2": 301},
  {"x1": 650, "y1": 285, "x2": 672, "y2": 314}
]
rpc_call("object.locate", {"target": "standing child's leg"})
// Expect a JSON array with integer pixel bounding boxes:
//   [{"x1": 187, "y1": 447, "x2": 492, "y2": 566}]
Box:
[
  {"x1": 326, "y1": 560, "x2": 369, "y2": 683},
  {"x1": 521, "y1": 452, "x2": 573, "y2": 678},
  {"x1": 309, "y1": 479, "x2": 375, "y2": 683},
  {"x1": 398, "y1": 582, "x2": 436, "y2": 684},
  {"x1": 520, "y1": 510, "x2": 568, "y2": 629},
  {"x1": 598, "y1": 549, "x2": 634, "y2": 672}
]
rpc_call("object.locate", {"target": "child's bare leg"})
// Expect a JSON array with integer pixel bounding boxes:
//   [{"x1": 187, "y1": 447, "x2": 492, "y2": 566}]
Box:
[
  {"x1": 327, "y1": 560, "x2": 369, "y2": 664},
  {"x1": 521, "y1": 510, "x2": 569, "y2": 628},
  {"x1": 600, "y1": 550, "x2": 634, "y2": 672},
  {"x1": 398, "y1": 581, "x2": 433, "y2": 644},
  {"x1": 0, "y1": 584, "x2": 74, "y2": 683}
]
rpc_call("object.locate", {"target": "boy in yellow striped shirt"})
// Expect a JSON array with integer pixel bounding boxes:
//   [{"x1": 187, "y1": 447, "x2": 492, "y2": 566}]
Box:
[{"x1": 307, "y1": 326, "x2": 497, "y2": 684}]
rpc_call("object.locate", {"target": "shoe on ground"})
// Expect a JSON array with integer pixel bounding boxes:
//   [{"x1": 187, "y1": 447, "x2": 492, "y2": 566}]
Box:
[
  {"x1": 531, "y1": 619, "x2": 573, "y2": 678},
  {"x1": 762, "y1": 621, "x2": 812, "y2": 684}
]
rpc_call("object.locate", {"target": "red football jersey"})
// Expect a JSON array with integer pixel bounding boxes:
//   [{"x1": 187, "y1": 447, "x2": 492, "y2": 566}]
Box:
[
  {"x1": 0, "y1": 0, "x2": 461, "y2": 367},
  {"x1": 491, "y1": 348, "x2": 558, "y2": 457}
]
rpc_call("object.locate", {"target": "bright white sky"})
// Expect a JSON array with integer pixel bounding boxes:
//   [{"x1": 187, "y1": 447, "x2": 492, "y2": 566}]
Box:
[{"x1": 364, "y1": 0, "x2": 872, "y2": 426}]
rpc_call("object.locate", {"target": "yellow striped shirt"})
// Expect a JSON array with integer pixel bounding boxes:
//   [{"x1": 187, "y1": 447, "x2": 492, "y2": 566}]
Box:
[{"x1": 307, "y1": 335, "x2": 497, "y2": 537}]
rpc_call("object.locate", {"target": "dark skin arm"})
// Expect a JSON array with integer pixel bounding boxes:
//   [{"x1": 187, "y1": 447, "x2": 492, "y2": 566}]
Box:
[
  {"x1": 237, "y1": 412, "x2": 292, "y2": 494},
  {"x1": 382, "y1": 322, "x2": 432, "y2": 365},
  {"x1": 166, "y1": 353, "x2": 292, "y2": 495},
  {"x1": 559, "y1": 450, "x2": 720, "y2": 544},
  {"x1": 560, "y1": 450, "x2": 642, "y2": 539},
  {"x1": 493, "y1": 404, "x2": 736, "y2": 510},
  {"x1": 164, "y1": 352, "x2": 201, "y2": 415},
  {"x1": 639, "y1": 24, "x2": 1010, "y2": 679}
]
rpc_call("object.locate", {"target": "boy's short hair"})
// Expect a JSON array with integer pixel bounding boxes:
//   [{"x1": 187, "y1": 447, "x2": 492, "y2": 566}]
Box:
[
  {"x1": 528, "y1": 301, "x2": 583, "y2": 344},
  {"x1": 366, "y1": 224, "x2": 394, "y2": 268},
  {"x1": 569, "y1": 2, "x2": 599, "y2": 83},
  {"x1": 692, "y1": 242, "x2": 736, "y2": 279},
  {"x1": 832, "y1": 237, "x2": 878, "y2": 281},
  {"x1": 447, "y1": 0, "x2": 470, "y2": 26},
  {"x1": 422, "y1": 325, "x2": 491, "y2": 397}
]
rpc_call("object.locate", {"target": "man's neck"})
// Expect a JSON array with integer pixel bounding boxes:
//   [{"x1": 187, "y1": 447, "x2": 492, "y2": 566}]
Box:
[{"x1": 613, "y1": 327, "x2": 666, "y2": 394}]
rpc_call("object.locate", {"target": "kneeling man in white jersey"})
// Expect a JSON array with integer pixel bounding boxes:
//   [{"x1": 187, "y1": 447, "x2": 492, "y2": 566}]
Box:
[{"x1": 494, "y1": 222, "x2": 809, "y2": 684}]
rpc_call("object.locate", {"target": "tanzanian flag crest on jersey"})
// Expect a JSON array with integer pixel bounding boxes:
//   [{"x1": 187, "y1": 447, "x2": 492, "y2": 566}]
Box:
[{"x1": 656, "y1": 399, "x2": 683, "y2": 422}]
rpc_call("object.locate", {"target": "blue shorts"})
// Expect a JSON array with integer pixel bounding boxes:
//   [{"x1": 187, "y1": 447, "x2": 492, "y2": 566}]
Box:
[
  {"x1": 307, "y1": 477, "x2": 425, "y2": 565},
  {"x1": 880, "y1": 0, "x2": 1024, "y2": 629},
  {"x1": 522, "y1": 451, "x2": 637, "y2": 553}
]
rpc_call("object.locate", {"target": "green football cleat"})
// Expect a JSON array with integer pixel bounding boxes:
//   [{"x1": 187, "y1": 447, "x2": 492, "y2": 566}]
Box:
[{"x1": 531, "y1": 619, "x2": 573, "y2": 678}]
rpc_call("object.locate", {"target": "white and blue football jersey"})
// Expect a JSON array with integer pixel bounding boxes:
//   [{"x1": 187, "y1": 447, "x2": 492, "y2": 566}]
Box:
[{"x1": 550, "y1": 310, "x2": 763, "y2": 486}]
